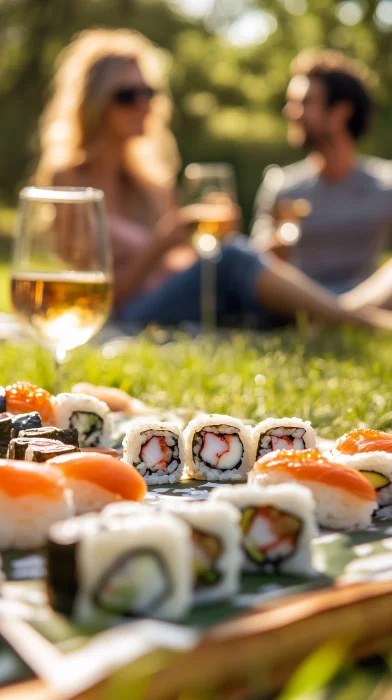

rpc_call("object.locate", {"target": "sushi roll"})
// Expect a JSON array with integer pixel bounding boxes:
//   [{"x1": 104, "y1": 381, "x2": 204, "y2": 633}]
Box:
[
  {"x1": 184, "y1": 414, "x2": 253, "y2": 481},
  {"x1": 248, "y1": 449, "x2": 377, "y2": 530},
  {"x1": 10, "y1": 412, "x2": 42, "y2": 439},
  {"x1": 7, "y1": 437, "x2": 32, "y2": 460},
  {"x1": 332, "y1": 451, "x2": 392, "y2": 508},
  {"x1": 4, "y1": 382, "x2": 55, "y2": 425},
  {"x1": 47, "y1": 512, "x2": 193, "y2": 621},
  {"x1": 48, "y1": 452, "x2": 147, "y2": 514},
  {"x1": 25, "y1": 439, "x2": 79, "y2": 463},
  {"x1": 0, "y1": 415, "x2": 12, "y2": 458},
  {"x1": 253, "y1": 417, "x2": 316, "y2": 459},
  {"x1": 0, "y1": 387, "x2": 6, "y2": 413},
  {"x1": 159, "y1": 500, "x2": 241, "y2": 604},
  {"x1": 210, "y1": 483, "x2": 317, "y2": 576},
  {"x1": 53, "y1": 393, "x2": 111, "y2": 448},
  {"x1": 332, "y1": 429, "x2": 392, "y2": 457},
  {"x1": 19, "y1": 426, "x2": 80, "y2": 447},
  {"x1": 122, "y1": 419, "x2": 185, "y2": 485},
  {"x1": 0, "y1": 459, "x2": 73, "y2": 549}
]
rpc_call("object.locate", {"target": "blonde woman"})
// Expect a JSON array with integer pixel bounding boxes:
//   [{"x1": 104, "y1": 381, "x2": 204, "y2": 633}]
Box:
[{"x1": 36, "y1": 29, "x2": 392, "y2": 330}]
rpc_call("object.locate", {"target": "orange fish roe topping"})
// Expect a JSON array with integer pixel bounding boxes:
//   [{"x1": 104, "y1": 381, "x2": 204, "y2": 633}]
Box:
[
  {"x1": 334, "y1": 429, "x2": 392, "y2": 455},
  {"x1": 6, "y1": 382, "x2": 55, "y2": 424},
  {"x1": 254, "y1": 448, "x2": 376, "y2": 501},
  {"x1": 0, "y1": 460, "x2": 66, "y2": 499}
]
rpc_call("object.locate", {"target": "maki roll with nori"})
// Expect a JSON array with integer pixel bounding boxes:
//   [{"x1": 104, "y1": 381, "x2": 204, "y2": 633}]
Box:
[
  {"x1": 10, "y1": 412, "x2": 42, "y2": 439},
  {"x1": 210, "y1": 483, "x2": 318, "y2": 575},
  {"x1": 0, "y1": 414, "x2": 12, "y2": 458},
  {"x1": 159, "y1": 500, "x2": 241, "y2": 604},
  {"x1": 253, "y1": 417, "x2": 317, "y2": 459},
  {"x1": 8, "y1": 437, "x2": 50, "y2": 460},
  {"x1": 47, "y1": 515, "x2": 101, "y2": 615},
  {"x1": 47, "y1": 512, "x2": 192, "y2": 621},
  {"x1": 53, "y1": 394, "x2": 111, "y2": 447},
  {"x1": 184, "y1": 414, "x2": 253, "y2": 481},
  {"x1": 123, "y1": 419, "x2": 185, "y2": 485},
  {"x1": 0, "y1": 387, "x2": 6, "y2": 413},
  {"x1": 19, "y1": 426, "x2": 79, "y2": 448},
  {"x1": 25, "y1": 439, "x2": 79, "y2": 463}
]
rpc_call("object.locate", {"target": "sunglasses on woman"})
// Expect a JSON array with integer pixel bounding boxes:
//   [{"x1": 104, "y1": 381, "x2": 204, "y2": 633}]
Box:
[{"x1": 112, "y1": 85, "x2": 156, "y2": 106}]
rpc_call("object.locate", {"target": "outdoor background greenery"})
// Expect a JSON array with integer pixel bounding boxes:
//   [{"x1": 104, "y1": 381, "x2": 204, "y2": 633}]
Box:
[{"x1": 0, "y1": 0, "x2": 391, "y2": 233}]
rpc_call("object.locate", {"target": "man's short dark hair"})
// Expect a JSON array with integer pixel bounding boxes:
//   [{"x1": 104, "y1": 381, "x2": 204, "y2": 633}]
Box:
[{"x1": 291, "y1": 50, "x2": 374, "y2": 141}]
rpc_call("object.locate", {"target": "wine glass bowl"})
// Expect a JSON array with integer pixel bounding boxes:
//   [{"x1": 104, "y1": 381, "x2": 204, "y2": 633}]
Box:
[{"x1": 11, "y1": 187, "x2": 112, "y2": 370}]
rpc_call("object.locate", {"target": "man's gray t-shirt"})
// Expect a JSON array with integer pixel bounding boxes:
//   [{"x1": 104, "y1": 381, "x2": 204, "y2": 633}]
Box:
[{"x1": 252, "y1": 157, "x2": 392, "y2": 292}]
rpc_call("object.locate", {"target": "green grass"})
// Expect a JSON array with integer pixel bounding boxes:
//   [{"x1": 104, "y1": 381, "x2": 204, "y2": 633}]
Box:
[{"x1": 1, "y1": 326, "x2": 392, "y2": 439}]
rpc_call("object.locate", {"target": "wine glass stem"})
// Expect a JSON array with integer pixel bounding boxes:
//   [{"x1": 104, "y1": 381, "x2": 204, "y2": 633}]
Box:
[
  {"x1": 200, "y1": 256, "x2": 217, "y2": 333},
  {"x1": 54, "y1": 348, "x2": 67, "y2": 395}
]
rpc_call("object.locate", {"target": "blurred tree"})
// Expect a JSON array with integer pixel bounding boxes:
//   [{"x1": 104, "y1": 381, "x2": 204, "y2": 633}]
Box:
[{"x1": 0, "y1": 0, "x2": 391, "y2": 232}]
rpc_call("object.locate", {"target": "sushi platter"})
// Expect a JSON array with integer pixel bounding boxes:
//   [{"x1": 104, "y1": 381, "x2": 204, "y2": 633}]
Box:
[{"x1": 1, "y1": 381, "x2": 392, "y2": 698}]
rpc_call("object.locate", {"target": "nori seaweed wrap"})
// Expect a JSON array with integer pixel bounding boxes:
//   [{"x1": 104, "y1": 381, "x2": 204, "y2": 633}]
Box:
[
  {"x1": 19, "y1": 426, "x2": 79, "y2": 448},
  {"x1": 0, "y1": 414, "x2": 12, "y2": 458},
  {"x1": 10, "y1": 412, "x2": 42, "y2": 439},
  {"x1": 25, "y1": 439, "x2": 79, "y2": 463},
  {"x1": 0, "y1": 387, "x2": 6, "y2": 413},
  {"x1": 7, "y1": 437, "x2": 31, "y2": 460}
]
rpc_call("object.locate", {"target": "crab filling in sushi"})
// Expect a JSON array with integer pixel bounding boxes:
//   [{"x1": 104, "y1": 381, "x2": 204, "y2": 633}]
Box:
[
  {"x1": 241, "y1": 505, "x2": 302, "y2": 568},
  {"x1": 257, "y1": 427, "x2": 306, "y2": 458},
  {"x1": 194, "y1": 427, "x2": 244, "y2": 470},
  {"x1": 93, "y1": 548, "x2": 170, "y2": 616},
  {"x1": 69, "y1": 411, "x2": 104, "y2": 447},
  {"x1": 136, "y1": 431, "x2": 179, "y2": 476},
  {"x1": 192, "y1": 529, "x2": 223, "y2": 588}
]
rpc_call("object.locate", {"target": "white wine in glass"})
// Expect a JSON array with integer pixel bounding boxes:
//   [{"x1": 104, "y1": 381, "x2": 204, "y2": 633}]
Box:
[
  {"x1": 11, "y1": 187, "x2": 112, "y2": 387},
  {"x1": 182, "y1": 163, "x2": 238, "y2": 257}
]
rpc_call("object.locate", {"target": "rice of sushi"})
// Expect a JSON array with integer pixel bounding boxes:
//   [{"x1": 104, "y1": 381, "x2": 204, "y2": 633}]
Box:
[
  {"x1": 210, "y1": 483, "x2": 317, "y2": 575},
  {"x1": 123, "y1": 419, "x2": 185, "y2": 485},
  {"x1": 184, "y1": 414, "x2": 253, "y2": 481},
  {"x1": 331, "y1": 451, "x2": 392, "y2": 508},
  {"x1": 158, "y1": 499, "x2": 242, "y2": 604},
  {"x1": 53, "y1": 393, "x2": 111, "y2": 448},
  {"x1": 253, "y1": 417, "x2": 316, "y2": 459},
  {"x1": 75, "y1": 511, "x2": 193, "y2": 621}
]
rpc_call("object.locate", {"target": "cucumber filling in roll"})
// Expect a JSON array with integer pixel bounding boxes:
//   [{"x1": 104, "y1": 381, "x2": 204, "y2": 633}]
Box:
[
  {"x1": 241, "y1": 505, "x2": 302, "y2": 569},
  {"x1": 192, "y1": 529, "x2": 223, "y2": 588},
  {"x1": 69, "y1": 411, "x2": 104, "y2": 447},
  {"x1": 136, "y1": 431, "x2": 180, "y2": 476},
  {"x1": 257, "y1": 427, "x2": 306, "y2": 458},
  {"x1": 193, "y1": 426, "x2": 244, "y2": 470},
  {"x1": 93, "y1": 548, "x2": 171, "y2": 616}
]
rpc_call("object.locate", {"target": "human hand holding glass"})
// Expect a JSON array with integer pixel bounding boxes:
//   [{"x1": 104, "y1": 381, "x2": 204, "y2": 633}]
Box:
[{"x1": 11, "y1": 187, "x2": 113, "y2": 389}]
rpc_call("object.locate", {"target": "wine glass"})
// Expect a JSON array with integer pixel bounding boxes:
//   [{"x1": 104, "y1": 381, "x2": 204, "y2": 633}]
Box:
[
  {"x1": 10, "y1": 187, "x2": 113, "y2": 391},
  {"x1": 181, "y1": 163, "x2": 238, "y2": 331},
  {"x1": 182, "y1": 163, "x2": 238, "y2": 258}
]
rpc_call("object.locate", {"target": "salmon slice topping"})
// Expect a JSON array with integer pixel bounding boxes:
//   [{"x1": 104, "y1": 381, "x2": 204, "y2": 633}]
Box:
[
  {"x1": 254, "y1": 449, "x2": 376, "y2": 501},
  {"x1": 334, "y1": 429, "x2": 392, "y2": 455},
  {"x1": 48, "y1": 452, "x2": 147, "y2": 501},
  {"x1": 0, "y1": 460, "x2": 66, "y2": 499}
]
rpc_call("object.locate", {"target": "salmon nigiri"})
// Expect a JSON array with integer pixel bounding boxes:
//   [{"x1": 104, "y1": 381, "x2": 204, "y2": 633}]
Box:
[
  {"x1": 48, "y1": 452, "x2": 147, "y2": 515},
  {"x1": 0, "y1": 459, "x2": 72, "y2": 549},
  {"x1": 333, "y1": 429, "x2": 392, "y2": 456},
  {"x1": 248, "y1": 449, "x2": 376, "y2": 530}
]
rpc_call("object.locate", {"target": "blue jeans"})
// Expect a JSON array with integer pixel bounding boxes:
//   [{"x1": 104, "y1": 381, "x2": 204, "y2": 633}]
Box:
[{"x1": 115, "y1": 237, "x2": 282, "y2": 329}]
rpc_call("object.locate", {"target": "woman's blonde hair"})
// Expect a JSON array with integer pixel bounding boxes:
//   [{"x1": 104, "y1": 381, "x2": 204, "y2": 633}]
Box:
[{"x1": 36, "y1": 28, "x2": 180, "y2": 188}]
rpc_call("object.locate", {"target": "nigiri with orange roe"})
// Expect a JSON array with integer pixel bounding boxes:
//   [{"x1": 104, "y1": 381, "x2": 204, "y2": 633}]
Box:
[
  {"x1": 48, "y1": 452, "x2": 147, "y2": 515},
  {"x1": 0, "y1": 459, "x2": 72, "y2": 549},
  {"x1": 332, "y1": 428, "x2": 392, "y2": 456},
  {"x1": 248, "y1": 449, "x2": 377, "y2": 530},
  {"x1": 2, "y1": 382, "x2": 55, "y2": 425}
]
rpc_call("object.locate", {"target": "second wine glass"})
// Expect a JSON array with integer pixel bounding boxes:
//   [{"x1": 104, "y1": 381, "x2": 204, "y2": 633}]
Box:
[{"x1": 11, "y1": 187, "x2": 113, "y2": 390}]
